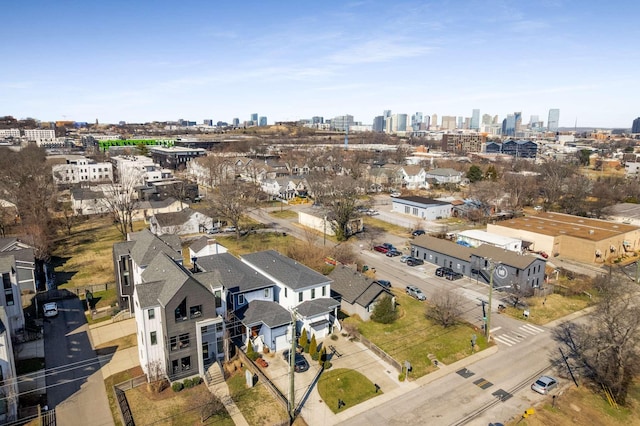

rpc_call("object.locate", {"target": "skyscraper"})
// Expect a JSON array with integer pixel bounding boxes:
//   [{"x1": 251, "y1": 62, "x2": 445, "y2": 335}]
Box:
[
  {"x1": 431, "y1": 114, "x2": 438, "y2": 129},
  {"x1": 633, "y1": 117, "x2": 640, "y2": 133},
  {"x1": 250, "y1": 113, "x2": 258, "y2": 125},
  {"x1": 548, "y1": 109, "x2": 560, "y2": 132},
  {"x1": 502, "y1": 114, "x2": 516, "y2": 136},
  {"x1": 514, "y1": 112, "x2": 522, "y2": 133},
  {"x1": 372, "y1": 116, "x2": 385, "y2": 132},
  {"x1": 259, "y1": 116, "x2": 267, "y2": 126},
  {"x1": 470, "y1": 109, "x2": 480, "y2": 130}
]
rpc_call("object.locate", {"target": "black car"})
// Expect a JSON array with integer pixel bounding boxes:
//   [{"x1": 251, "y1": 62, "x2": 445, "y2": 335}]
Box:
[
  {"x1": 386, "y1": 249, "x2": 402, "y2": 257},
  {"x1": 375, "y1": 280, "x2": 392, "y2": 289},
  {"x1": 412, "y1": 229, "x2": 426, "y2": 237},
  {"x1": 283, "y1": 350, "x2": 309, "y2": 373},
  {"x1": 446, "y1": 271, "x2": 463, "y2": 280},
  {"x1": 406, "y1": 257, "x2": 424, "y2": 267},
  {"x1": 436, "y1": 267, "x2": 453, "y2": 277}
]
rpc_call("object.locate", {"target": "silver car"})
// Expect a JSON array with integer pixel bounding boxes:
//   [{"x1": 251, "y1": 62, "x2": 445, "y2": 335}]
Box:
[
  {"x1": 531, "y1": 375, "x2": 558, "y2": 395},
  {"x1": 406, "y1": 285, "x2": 426, "y2": 301}
]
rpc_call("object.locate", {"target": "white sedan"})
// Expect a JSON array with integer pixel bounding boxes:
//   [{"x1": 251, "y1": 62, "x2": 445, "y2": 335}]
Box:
[{"x1": 43, "y1": 302, "x2": 58, "y2": 318}]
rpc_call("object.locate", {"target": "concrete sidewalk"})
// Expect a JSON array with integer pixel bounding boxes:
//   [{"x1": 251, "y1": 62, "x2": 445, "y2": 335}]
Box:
[{"x1": 88, "y1": 318, "x2": 137, "y2": 348}]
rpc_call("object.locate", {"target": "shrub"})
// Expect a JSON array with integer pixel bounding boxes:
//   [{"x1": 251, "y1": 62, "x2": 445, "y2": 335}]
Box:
[
  {"x1": 172, "y1": 382, "x2": 184, "y2": 392},
  {"x1": 193, "y1": 376, "x2": 203, "y2": 385},
  {"x1": 183, "y1": 378, "x2": 194, "y2": 388},
  {"x1": 398, "y1": 373, "x2": 406, "y2": 382},
  {"x1": 370, "y1": 295, "x2": 398, "y2": 324},
  {"x1": 330, "y1": 334, "x2": 338, "y2": 341},
  {"x1": 319, "y1": 346, "x2": 327, "y2": 367},
  {"x1": 246, "y1": 342, "x2": 260, "y2": 361}
]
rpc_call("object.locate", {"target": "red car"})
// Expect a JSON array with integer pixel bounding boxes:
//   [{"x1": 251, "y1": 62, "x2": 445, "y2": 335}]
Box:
[
  {"x1": 374, "y1": 245, "x2": 389, "y2": 253},
  {"x1": 256, "y1": 357, "x2": 269, "y2": 368}
]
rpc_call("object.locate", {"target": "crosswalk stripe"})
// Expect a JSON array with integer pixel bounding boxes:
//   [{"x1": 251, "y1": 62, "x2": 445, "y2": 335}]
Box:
[
  {"x1": 498, "y1": 334, "x2": 521, "y2": 344},
  {"x1": 519, "y1": 327, "x2": 538, "y2": 335},
  {"x1": 522, "y1": 324, "x2": 545, "y2": 333},
  {"x1": 490, "y1": 326, "x2": 502, "y2": 333},
  {"x1": 493, "y1": 336, "x2": 513, "y2": 346}
]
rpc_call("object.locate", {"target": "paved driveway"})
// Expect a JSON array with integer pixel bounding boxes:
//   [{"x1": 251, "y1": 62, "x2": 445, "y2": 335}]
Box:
[{"x1": 44, "y1": 297, "x2": 114, "y2": 426}]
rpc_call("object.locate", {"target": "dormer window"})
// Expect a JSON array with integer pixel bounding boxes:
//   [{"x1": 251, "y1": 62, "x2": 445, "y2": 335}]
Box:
[
  {"x1": 264, "y1": 288, "x2": 270, "y2": 298},
  {"x1": 238, "y1": 294, "x2": 245, "y2": 306}
]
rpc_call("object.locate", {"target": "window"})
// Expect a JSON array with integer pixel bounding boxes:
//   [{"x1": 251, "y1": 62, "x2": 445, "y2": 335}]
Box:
[
  {"x1": 179, "y1": 333, "x2": 190, "y2": 349},
  {"x1": 238, "y1": 294, "x2": 245, "y2": 306},
  {"x1": 214, "y1": 290, "x2": 222, "y2": 308},
  {"x1": 298, "y1": 292, "x2": 303, "y2": 302},
  {"x1": 405, "y1": 206, "x2": 410, "y2": 214},
  {"x1": 322, "y1": 286, "x2": 326, "y2": 297},
  {"x1": 264, "y1": 288, "x2": 270, "y2": 298},
  {"x1": 170, "y1": 336, "x2": 178, "y2": 351},
  {"x1": 284, "y1": 288, "x2": 288, "y2": 298},
  {"x1": 174, "y1": 298, "x2": 187, "y2": 322},
  {"x1": 181, "y1": 356, "x2": 191, "y2": 371},
  {"x1": 190, "y1": 305, "x2": 202, "y2": 318},
  {"x1": 147, "y1": 309, "x2": 155, "y2": 320},
  {"x1": 150, "y1": 332, "x2": 157, "y2": 345},
  {"x1": 412, "y1": 207, "x2": 418, "y2": 216},
  {"x1": 311, "y1": 288, "x2": 316, "y2": 299}
]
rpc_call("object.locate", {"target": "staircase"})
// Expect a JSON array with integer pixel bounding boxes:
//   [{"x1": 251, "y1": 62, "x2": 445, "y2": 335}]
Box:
[{"x1": 205, "y1": 362, "x2": 225, "y2": 387}]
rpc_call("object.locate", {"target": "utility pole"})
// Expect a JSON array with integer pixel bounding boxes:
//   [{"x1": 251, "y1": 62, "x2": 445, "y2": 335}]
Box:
[
  {"x1": 288, "y1": 309, "x2": 297, "y2": 422},
  {"x1": 486, "y1": 261, "x2": 494, "y2": 339}
]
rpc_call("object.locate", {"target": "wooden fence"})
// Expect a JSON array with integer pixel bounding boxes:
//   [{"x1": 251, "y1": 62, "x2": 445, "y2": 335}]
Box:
[
  {"x1": 114, "y1": 375, "x2": 147, "y2": 426},
  {"x1": 355, "y1": 333, "x2": 402, "y2": 373}
]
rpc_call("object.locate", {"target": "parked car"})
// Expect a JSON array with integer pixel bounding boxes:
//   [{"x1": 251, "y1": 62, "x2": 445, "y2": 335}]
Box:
[
  {"x1": 375, "y1": 280, "x2": 391, "y2": 289},
  {"x1": 405, "y1": 257, "x2": 424, "y2": 267},
  {"x1": 436, "y1": 267, "x2": 452, "y2": 277},
  {"x1": 386, "y1": 249, "x2": 402, "y2": 257},
  {"x1": 223, "y1": 226, "x2": 237, "y2": 233},
  {"x1": 255, "y1": 357, "x2": 269, "y2": 368},
  {"x1": 446, "y1": 271, "x2": 464, "y2": 280},
  {"x1": 367, "y1": 210, "x2": 379, "y2": 216},
  {"x1": 412, "y1": 229, "x2": 426, "y2": 237},
  {"x1": 207, "y1": 227, "x2": 220, "y2": 234},
  {"x1": 373, "y1": 245, "x2": 389, "y2": 253},
  {"x1": 390, "y1": 192, "x2": 401, "y2": 198},
  {"x1": 43, "y1": 302, "x2": 58, "y2": 318},
  {"x1": 400, "y1": 255, "x2": 411, "y2": 263},
  {"x1": 406, "y1": 285, "x2": 426, "y2": 301},
  {"x1": 283, "y1": 350, "x2": 309, "y2": 373},
  {"x1": 531, "y1": 375, "x2": 558, "y2": 395},
  {"x1": 382, "y1": 243, "x2": 394, "y2": 250}
]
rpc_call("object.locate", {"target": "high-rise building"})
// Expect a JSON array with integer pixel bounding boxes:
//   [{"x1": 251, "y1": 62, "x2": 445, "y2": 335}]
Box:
[
  {"x1": 470, "y1": 109, "x2": 480, "y2": 130},
  {"x1": 372, "y1": 116, "x2": 385, "y2": 132},
  {"x1": 441, "y1": 116, "x2": 456, "y2": 130},
  {"x1": 311, "y1": 116, "x2": 324, "y2": 124},
  {"x1": 482, "y1": 114, "x2": 492, "y2": 125},
  {"x1": 331, "y1": 115, "x2": 354, "y2": 131},
  {"x1": 529, "y1": 115, "x2": 539, "y2": 126},
  {"x1": 431, "y1": 114, "x2": 438, "y2": 129},
  {"x1": 502, "y1": 114, "x2": 516, "y2": 136},
  {"x1": 203, "y1": 119, "x2": 213, "y2": 126},
  {"x1": 457, "y1": 117, "x2": 463, "y2": 129},
  {"x1": 514, "y1": 112, "x2": 522, "y2": 133},
  {"x1": 633, "y1": 117, "x2": 640, "y2": 133},
  {"x1": 423, "y1": 115, "x2": 430, "y2": 130},
  {"x1": 250, "y1": 113, "x2": 258, "y2": 125},
  {"x1": 411, "y1": 112, "x2": 423, "y2": 130},
  {"x1": 259, "y1": 116, "x2": 267, "y2": 126},
  {"x1": 232, "y1": 118, "x2": 240, "y2": 127},
  {"x1": 548, "y1": 109, "x2": 560, "y2": 132}
]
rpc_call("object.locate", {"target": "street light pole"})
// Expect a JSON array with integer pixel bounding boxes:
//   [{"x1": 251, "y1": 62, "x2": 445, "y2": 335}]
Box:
[
  {"x1": 323, "y1": 216, "x2": 327, "y2": 246},
  {"x1": 486, "y1": 263, "x2": 494, "y2": 339}
]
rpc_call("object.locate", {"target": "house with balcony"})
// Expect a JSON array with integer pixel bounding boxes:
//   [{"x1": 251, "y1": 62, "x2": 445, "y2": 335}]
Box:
[{"x1": 133, "y1": 252, "x2": 225, "y2": 381}]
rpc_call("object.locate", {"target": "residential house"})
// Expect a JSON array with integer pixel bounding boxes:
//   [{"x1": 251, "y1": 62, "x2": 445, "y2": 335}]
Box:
[
  {"x1": 0, "y1": 238, "x2": 37, "y2": 293},
  {"x1": 133, "y1": 252, "x2": 225, "y2": 381},
  {"x1": 0, "y1": 307, "x2": 18, "y2": 423},
  {"x1": 261, "y1": 177, "x2": 309, "y2": 200},
  {"x1": 398, "y1": 165, "x2": 428, "y2": 189},
  {"x1": 112, "y1": 229, "x2": 183, "y2": 312},
  {"x1": 298, "y1": 208, "x2": 364, "y2": 237},
  {"x1": 149, "y1": 208, "x2": 213, "y2": 236},
  {"x1": 329, "y1": 265, "x2": 394, "y2": 321},
  {"x1": 188, "y1": 236, "x2": 228, "y2": 260},
  {"x1": 242, "y1": 250, "x2": 339, "y2": 342},
  {"x1": 391, "y1": 196, "x2": 452, "y2": 220},
  {"x1": 424, "y1": 168, "x2": 464, "y2": 185},
  {"x1": 70, "y1": 188, "x2": 110, "y2": 215},
  {"x1": 135, "y1": 197, "x2": 185, "y2": 221},
  {"x1": 0, "y1": 257, "x2": 26, "y2": 335},
  {"x1": 367, "y1": 166, "x2": 401, "y2": 192}
]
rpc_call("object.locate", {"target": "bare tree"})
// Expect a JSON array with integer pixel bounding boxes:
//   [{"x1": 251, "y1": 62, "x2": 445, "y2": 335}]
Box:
[
  {"x1": 195, "y1": 391, "x2": 225, "y2": 423},
  {"x1": 426, "y1": 288, "x2": 465, "y2": 328},
  {"x1": 325, "y1": 176, "x2": 366, "y2": 241},
  {"x1": 203, "y1": 181, "x2": 261, "y2": 239},
  {"x1": 102, "y1": 168, "x2": 142, "y2": 240},
  {"x1": 501, "y1": 173, "x2": 538, "y2": 210},
  {"x1": 555, "y1": 274, "x2": 640, "y2": 405}
]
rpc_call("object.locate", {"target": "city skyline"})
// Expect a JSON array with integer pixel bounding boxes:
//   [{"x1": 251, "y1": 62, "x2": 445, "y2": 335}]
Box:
[{"x1": 1, "y1": 0, "x2": 639, "y2": 128}]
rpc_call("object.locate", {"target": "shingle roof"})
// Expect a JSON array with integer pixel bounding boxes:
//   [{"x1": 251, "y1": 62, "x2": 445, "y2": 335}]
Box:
[
  {"x1": 328, "y1": 265, "x2": 390, "y2": 307},
  {"x1": 426, "y1": 168, "x2": 462, "y2": 177},
  {"x1": 0, "y1": 256, "x2": 15, "y2": 273},
  {"x1": 189, "y1": 236, "x2": 210, "y2": 253},
  {"x1": 242, "y1": 250, "x2": 330, "y2": 290},
  {"x1": 474, "y1": 244, "x2": 538, "y2": 269},
  {"x1": 128, "y1": 229, "x2": 182, "y2": 267},
  {"x1": 295, "y1": 298, "x2": 340, "y2": 318},
  {"x1": 194, "y1": 253, "x2": 274, "y2": 293},
  {"x1": 235, "y1": 300, "x2": 291, "y2": 328},
  {"x1": 136, "y1": 280, "x2": 165, "y2": 308},
  {"x1": 141, "y1": 252, "x2": 211, "y2": 305},
  {"x1": 153, "y1": 208, "x2": 194, "y2": 227}
]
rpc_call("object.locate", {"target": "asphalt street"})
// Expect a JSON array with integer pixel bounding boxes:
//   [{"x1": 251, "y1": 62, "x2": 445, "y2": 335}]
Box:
[{"x1": 44, "y1": 297, "x2": 114, "y2": 426}]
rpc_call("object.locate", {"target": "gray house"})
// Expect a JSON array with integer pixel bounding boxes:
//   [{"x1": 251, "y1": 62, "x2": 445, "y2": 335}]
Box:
[
  {"x1": 411, "y1": 235, "x2": 546, "y2": 294},
  {"x1": 113, "y1": 229, "x2": 183, "y2": 312},
  {"x1": 329, "y1": 265, "x2": 393, "y2": 321}
]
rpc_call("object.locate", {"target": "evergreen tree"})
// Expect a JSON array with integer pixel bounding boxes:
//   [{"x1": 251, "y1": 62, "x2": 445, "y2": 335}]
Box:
[
  {"x1": 370, "y1": 295, "x2": 398, "y2": 324},
  {"x1": 309, "y1": 334, "x2": 318, "y2": 361},
  {"x1": 466, "y1": 165, "x2": 483, "y2": 183},
  {"x1": 319, "y1": 346, "x2": 327, "y2": 367},
  {"x1": 298, "y1": 328, "x2": 308, "y2": 352}
]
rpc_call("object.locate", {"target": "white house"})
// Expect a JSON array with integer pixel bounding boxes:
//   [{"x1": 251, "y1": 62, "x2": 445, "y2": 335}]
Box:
[
  {"x1": 399, "y1": 165, "x2": 428, "y2": 189},
  {"x1": 0, "y1": 308, "x2": 18, "y2": 423},
  {"x1": 188, "y1": 236, "x2": 228, "y2": 259},
  {"x1": 149, "y1": 208, "x2": 213, "y2": 236},
  {"x1": 456, "y1": 229, "x2": 523, "y2": 252},
  {"x1": 425, "y1": 168, "x2": 464, "y2": 184},
  {"x1": 51, "y1": 155, "x2": 113, "y2": 185}
]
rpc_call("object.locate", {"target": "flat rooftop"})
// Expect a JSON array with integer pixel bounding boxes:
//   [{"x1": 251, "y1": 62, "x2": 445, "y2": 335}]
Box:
[
  {"x1": 457, "y1": 229, "x2": 521, "y2": 246},
  {"x1": 493, "y1": 212, "x2": 638, "y2": 241}
]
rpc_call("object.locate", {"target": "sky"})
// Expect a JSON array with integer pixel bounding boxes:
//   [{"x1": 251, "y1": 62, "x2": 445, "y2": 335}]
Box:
[{"x1": 2, "y1": 0, "x2": 639, "y2": 128}]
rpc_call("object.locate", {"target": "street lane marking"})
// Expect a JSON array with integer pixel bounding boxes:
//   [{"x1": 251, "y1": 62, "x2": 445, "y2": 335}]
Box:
[
  {"x1": 520, "y1": 327, "x2": 539, "y2": 335},
  {"x1": 522, "y1": 324, "x2": 545, "y2": 332},
  {"x1": 490, "y1": 326, "x2": 502, "y2": 332},
  {"x1": 473, "y1": 378, "x2": 494, "y2": 389},
  {"x1": 492, "y1": 336, "x2": 513, "y2": 346}
]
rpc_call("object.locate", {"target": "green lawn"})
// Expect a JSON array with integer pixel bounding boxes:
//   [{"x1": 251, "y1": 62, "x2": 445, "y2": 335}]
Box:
[
  {"x1": 318, "y1": 368, "x2": 380, "y2": 414},
  {"x1": 501, "y1": 293, "x2": 593, "y2": 325},
  {"x1": 345, "y1": 289, "x2": 490, "y2": 378},
  {"x1": 213, "y1": 233, "x2": 298, "y2": 256},
  {"x1": 363, "y1": 216, "x2": 411, "y2": 237},
  {"x1": 269, "y1": 209, "x2": 298, "y2": 219},
  {"x1": 227, "y1": 369, "x2": 290, "y2": 425}
]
